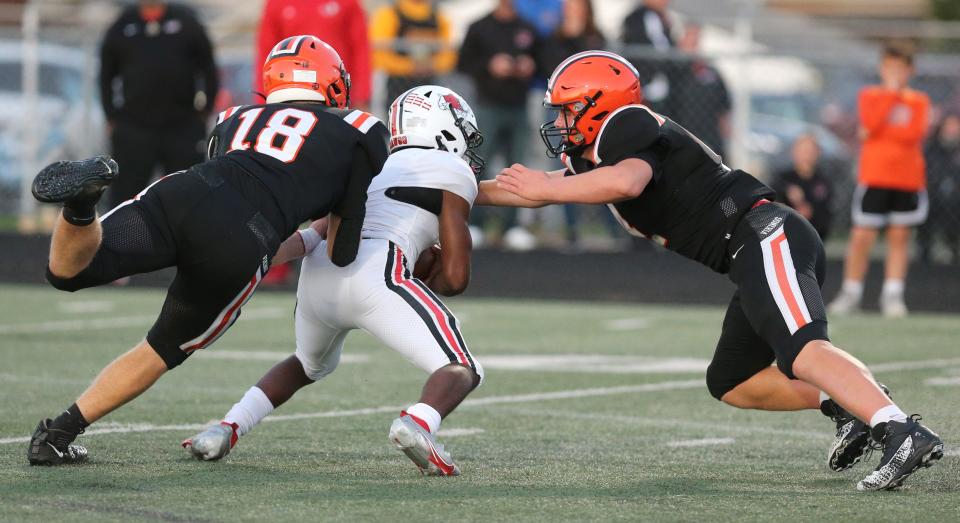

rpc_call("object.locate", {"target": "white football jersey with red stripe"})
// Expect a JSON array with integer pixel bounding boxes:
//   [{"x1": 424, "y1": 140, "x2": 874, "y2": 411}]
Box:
[{"x1": 361, "y1": 148, "x2": 478, "y2": 266}]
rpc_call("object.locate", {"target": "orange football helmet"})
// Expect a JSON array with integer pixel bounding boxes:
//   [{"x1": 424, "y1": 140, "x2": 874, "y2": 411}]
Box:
[
  {"x1": 540, "y1": 51, "x2": 642, "y2": 157},
  {"x1": 263, "y1": 35, "x2": 351, "y2": 108}
]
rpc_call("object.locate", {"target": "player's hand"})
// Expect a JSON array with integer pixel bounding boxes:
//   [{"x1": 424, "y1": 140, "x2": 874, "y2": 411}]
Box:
[
  {"x1": 311, "y1": 216, "x2": 329, "y2": 240},
  {"x1": 489, "y1": 53, "x2": 514, "y2": 79},
  {"x1": 496, "y1": 163, "x2": 552, "y2": 201}
]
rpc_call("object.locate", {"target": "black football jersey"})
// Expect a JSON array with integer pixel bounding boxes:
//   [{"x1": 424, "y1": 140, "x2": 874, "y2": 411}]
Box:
[
  {"x1": 208, "y1": 103, "x2": 389, "y2": 265},
  {"x1": 565, "y1": 105, "x2": 774, "y2": 273}
]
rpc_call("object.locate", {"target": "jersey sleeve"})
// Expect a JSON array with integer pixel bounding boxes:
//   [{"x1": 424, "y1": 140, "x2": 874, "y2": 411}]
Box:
[
  {"x1": 206, "y1": 106, "x2": 245, "y2": 159},
  {"x1": 595, "y1": 106, "x2": 662, "y2": 175},
  {"x1": 402, "y1": 151, "x2": 478, "y2": 206}
]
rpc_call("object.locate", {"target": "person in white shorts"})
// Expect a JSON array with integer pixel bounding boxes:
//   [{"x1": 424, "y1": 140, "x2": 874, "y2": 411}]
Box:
[{"x1": 183, "y1": 85, "x2": 485, "y2": 476}]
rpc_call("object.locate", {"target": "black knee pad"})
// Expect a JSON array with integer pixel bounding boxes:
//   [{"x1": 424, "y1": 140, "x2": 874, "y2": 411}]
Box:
[
  {"x1": 45, "y1": 266, "x2": 84, "y2": 292},
  {"x1": 706, "y1": 363, "x2": 742, "y2": 401},
  {"x1": 777, "y1": 320, "x2": 830, "y2": 379}
]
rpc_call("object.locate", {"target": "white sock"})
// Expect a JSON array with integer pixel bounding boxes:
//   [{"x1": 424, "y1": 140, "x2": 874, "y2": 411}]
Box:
[
  {"x1": 405, "y1": 403, "x2": 441, "y2": 434},
  {"x1": 841, "y1": 279, "x2": 864, "y2": 299},
  {"x1": 224, "y1": 386, "x2": 275, "y2": 436},
  {"x1": 869, "y1": 404, "x2": 908, "y2": 427},
  {"x1": 882, "y1": 279, "x2": 904, "y2": 297},
  {"x1": 818, "y1": 390, "x2": 831, "y2": 405}
]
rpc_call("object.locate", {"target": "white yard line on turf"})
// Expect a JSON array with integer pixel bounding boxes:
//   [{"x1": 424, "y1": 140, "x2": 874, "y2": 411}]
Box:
[
  {"x1": 666, "y1": 438, "x2": 735, "y2": 448},
  {"x1": 0, "y1": 308, "x2": 287, "y2": 335},
  {"x1": 438, "y1": 428, "x2": 485, "y2": 437},
  {"x1": 497, "y1": 406, "x2": 831, "y2": 440},
  {"x1": 58, "y1": 301, "x2": 115, "y2": 314},
  {"x1": 0, "y1": 379, "x2": 703, "y2": 445},
  {"x1": 604, "y1": 318, "x2": 649, "y2": 331},
  {"x1": 925, "y1": 376, "x2": 960, "y2": 386},
  {"x1": 198, "y1": 351, "x2": 369, "y2": 364}
]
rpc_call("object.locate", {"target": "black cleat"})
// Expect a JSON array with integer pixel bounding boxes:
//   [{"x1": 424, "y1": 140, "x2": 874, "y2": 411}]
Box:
[
  {"x1": 31, "y1": 156, "x2": 118, "y2": 205},
  {"x1": 823, "y1": 384, "x2": 891, "y2": 472},
  {"x1": 857, "y1": 415, "x2": 943, "y2": 491},
  {"x1": 27, "y1": 419, "x2": 88, "y2": 466}
]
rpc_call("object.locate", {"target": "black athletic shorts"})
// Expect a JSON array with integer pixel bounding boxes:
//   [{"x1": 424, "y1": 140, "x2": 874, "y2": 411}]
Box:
[
  {"x1": 852, "y1": 185, "x2": 928, "y2": 228},
  {"x1": 706, "y1": 202, "x2": 829, "y2": 399},
  {"x1": 46, "y1": 160, "x2": 281, "y2": 369}
]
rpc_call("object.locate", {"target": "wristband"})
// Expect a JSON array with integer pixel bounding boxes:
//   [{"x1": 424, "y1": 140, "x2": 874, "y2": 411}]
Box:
[{"x1": 298, "y1": 227, "x2": 322, "y2": 254}]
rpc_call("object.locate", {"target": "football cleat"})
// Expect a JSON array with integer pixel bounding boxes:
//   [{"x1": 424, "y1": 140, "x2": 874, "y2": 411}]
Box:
[
  {"x1": 27, "y1": 419, "x2": 88, "y2": 466},
  {"x1": 182, "y1": 422, "x2": 237, "y2": 461},
  {"x1": 827, "y1": 290, "x2": 860, "y2": 315},
  {"x1": 388, "y1": 414, "x2": 460, "y2": 476},
  {"x1": 857, "y1": 415, "x2": 943, "y2": 491},
  {"x1": 31, "y1": 156, "x2": 119, "y2": 205},
  {"x1": 823, "y1": 384, "x2": 891, "y2": 472}
]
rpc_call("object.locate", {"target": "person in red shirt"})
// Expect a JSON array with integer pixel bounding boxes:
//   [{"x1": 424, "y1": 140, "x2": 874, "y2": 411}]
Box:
[
  {"x1": 255, "y1": 0, "x2": 371, "y2": 110},
  {"x1": 829, "y1": 42, "x2": 930, "y2": 318},
  {"x1": 255, "y1": 0, "x2": 372, "y2": 285}
]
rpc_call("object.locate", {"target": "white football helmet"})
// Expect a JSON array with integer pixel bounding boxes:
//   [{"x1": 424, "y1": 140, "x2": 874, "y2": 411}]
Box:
[{"x1": 388, "y1": 85, "x2": 485, "y2": 176}]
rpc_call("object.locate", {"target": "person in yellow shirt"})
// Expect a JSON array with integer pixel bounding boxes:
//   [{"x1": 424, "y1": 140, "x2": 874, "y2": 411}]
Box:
[{"x1": 370, "y1": 0, "x2": 457, "y2": 114}]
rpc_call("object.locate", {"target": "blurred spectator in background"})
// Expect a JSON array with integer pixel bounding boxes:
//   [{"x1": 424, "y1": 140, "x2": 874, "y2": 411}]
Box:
[
  {"x1": 673, "y1": 22, "x2": 731, "y2": 158},
  {"x1": 771, "y1": 134, "x2": 834, "y2": 240},
  {"x1": 255, "y1": 0, "x2": 370, "y2": 109},
  {"x1": 622, "y1": 0, "x2": 673, "y2": 48},
  {"x1": 370, "y1": 0, "x2": 456, "y2": 115},
  {"x1": 458, "y1": 0, "x2": 540, "y2": 248},
  {"x1": 99, "y1": 0, "x2": 217, "y2": 209},
  {"x1": 918, "y1": 112, "x2": 960, "y2": 264},
  {"x1": 516, "y1": 0, "x2": 563, "y2": 38},
  {"x1": 621, "y1": 0, "x2": 674, "y2": 113},
  {"x1": 829, "y1": 42, "x2": 930, "y2": 318}
]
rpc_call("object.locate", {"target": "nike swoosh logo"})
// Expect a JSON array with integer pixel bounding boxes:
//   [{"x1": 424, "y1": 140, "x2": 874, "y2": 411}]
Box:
[
  {"x1": 732, "y1": 245, "x2": 745, "y2": 259},
  {"x1": 47, "y1": 443, "x2": 64, "y2": 458}
]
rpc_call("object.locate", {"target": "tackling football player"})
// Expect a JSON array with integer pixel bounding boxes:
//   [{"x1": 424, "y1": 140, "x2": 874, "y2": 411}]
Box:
[
  {"x1": 27, "y1": 36, "x2": 389, "y2": 466},
  {"x1": 183, "y1": 86, "x2": 484, "y2": 476},
  {"x1": 477, "y1": 50, "x2": 943, "y2": 491}
]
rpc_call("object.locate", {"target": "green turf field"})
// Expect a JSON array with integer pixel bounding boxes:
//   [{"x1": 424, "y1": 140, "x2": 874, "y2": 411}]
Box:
[{"x1": 0, "y1": 283, "x2": 957, "y2": 522}]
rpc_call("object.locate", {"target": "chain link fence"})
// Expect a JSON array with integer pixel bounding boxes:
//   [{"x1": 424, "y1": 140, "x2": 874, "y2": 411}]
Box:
[{"x1": 1, "y1": 1, "x2": 959, "y2": 261}]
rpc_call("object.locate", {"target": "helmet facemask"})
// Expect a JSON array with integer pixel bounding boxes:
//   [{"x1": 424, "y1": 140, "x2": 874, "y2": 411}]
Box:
[
  {"x1": 437, "y1": 103, "x2": 485, "y2": 179},
  {"x1": 539, "y1": 91, "x2": 603, "y2": 158}
]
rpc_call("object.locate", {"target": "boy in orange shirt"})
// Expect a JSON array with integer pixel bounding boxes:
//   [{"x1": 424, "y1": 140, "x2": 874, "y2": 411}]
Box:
[{"x1": 830, "y1": 42, "x2": 930, "y2": 317}]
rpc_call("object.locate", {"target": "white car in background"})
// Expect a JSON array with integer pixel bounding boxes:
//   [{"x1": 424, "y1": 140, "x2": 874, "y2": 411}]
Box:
[{"x1": 0, "y1": 41, "x2": 104, "y2": 213}]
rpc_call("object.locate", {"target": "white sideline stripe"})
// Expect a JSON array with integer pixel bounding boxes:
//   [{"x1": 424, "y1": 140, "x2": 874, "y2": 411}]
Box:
[
  {"x1": 500, "y1": 407, "x2": 830, "y2": 440},
  {"x1": 0, "y1": 307, "x2": 287, "y2": 335},
  {"x1": 58, "y1": 301, "x2": 115, "y2": 314},
  {"x1": 437, "y1": 428, "x2": 485, "y2": 438},
  {"x1": 604, "y1": 318, "x2": 649, "y2": 331},
  {"x1": 924, "y1": 376, "x2": 960, "y2": 386},
  {"x1": 944, "y1": 449, "x2": 960, "y2": 458},
  {"x1": 666, "y1": 438, "x2": 735, "y2": 448},
  {"x1": 198, "y1": 351, "x2": 369, "y2": 364},
  {"x1": 0, "y1": 379, "x2": 702, "y2": 445},
  {"x1": 870, "y1": 358, "x2": 960, "y2": 373},
  {"x1": 480, "y1": 355, "x2": 709, "y2": 374}
]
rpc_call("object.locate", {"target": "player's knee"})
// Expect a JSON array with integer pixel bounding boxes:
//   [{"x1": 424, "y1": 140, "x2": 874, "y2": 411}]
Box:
[
  {"x1": 294, "y1": 351, "x2": 338, "y2": 381},
  {"x1": 45, "y1": 266, "x2": 83, "y2": 292},
  {"x1": 705, "y1": 363, "x2": 738, "y2": 401}
]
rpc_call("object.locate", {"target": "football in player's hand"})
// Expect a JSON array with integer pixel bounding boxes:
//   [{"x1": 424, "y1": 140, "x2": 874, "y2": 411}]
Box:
[{"x1": 413, "y1": 244, "x2": 441, "y2": 280}]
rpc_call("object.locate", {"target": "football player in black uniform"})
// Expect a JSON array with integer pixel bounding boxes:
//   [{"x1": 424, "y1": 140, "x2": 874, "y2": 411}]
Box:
[
  {"x1": 27, "y1": 36, "x2": 389, "y2": 466},
  {"x1": 477, "y1": 50, "x2": 943, "y2": 491}
]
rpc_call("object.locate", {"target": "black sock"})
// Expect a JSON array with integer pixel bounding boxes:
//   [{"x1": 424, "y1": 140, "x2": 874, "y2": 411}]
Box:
[
  {"x1": 50, "y1": 403, "x2": 90, "y2": 436},
  {"x1": 820, "y1": 398, "x2": 841, "y2": 418},
  {"x1": 62, "y1": 202, "x2": 97, "y2": 226}
]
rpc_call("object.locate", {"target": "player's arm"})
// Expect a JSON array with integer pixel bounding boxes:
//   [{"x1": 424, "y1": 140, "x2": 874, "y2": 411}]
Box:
[
  {"x1": 858, "y1": 88, "x2": 900, "y2": 137},
  {"x1": 424, "y1": 191, "x2": 472, "y2": 296},
  {"x1": 875, "y1": 94, "x2": 930, "y2": 144},
  {"x1": 272, "y1": 217, "x2": 329, "y2": 265},
  {"x1": 496, "y1": 159, "x2": 652, "y2": 205},
  {"x1": 475, "y1": 169, "x2": 564, "y2": 207}
]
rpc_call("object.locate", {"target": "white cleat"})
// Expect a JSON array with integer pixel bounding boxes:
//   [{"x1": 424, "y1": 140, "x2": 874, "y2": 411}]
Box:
[
  {"x1": 388, "y1": 415, "x2": 460, "y2": 476},
  {"x1": 828, "y1": 291, "x2": 861, "y2": 315},
  {"x1": 182, "y1": 423, "x2": 236, "y2": 461},
  {"x1": 881, "y1": 295, "x2": 908, "y2": 318}
]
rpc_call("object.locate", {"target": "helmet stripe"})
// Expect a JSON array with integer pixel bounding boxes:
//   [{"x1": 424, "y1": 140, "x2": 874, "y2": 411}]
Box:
[{"x1": 547, "y1": 50, "x2": 640, "y2": 90}]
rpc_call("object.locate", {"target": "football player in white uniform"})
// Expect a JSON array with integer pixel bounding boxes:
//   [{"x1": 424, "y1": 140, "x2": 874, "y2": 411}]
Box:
[{"x1": 183, "y1": 86, "x2": 485, "y2": 476}]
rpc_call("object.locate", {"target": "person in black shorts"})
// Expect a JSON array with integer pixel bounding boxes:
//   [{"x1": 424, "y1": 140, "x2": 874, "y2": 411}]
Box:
[
  {"x1": 27, "y1": 36, "x2": 389, "y2": 466},
  {"x1": 477, "y1": 50, "x2": 943, "y2": 491}
]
